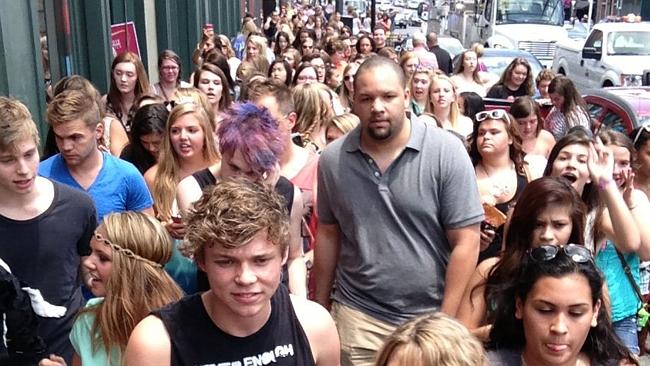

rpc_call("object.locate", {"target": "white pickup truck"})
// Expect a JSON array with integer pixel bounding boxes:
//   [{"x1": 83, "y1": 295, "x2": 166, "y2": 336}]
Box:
[{"x1": 552, "y1": 20, "x2": 650, "y2": 90}]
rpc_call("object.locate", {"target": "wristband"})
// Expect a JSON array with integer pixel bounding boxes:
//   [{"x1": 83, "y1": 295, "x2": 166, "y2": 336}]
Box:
[{"x1": 597, "y1": 177, "x2": 611, "y2": 191}]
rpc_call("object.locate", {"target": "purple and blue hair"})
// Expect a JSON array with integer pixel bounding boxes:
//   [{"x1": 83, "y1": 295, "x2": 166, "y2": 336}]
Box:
[{"x1": 217, "y1": 102, "x2": 286, "y2": 176}]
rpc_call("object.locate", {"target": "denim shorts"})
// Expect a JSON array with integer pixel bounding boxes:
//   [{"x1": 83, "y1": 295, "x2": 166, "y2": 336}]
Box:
[{"x1": 613, "y1": 315, "x2": 640, "y2": 355}]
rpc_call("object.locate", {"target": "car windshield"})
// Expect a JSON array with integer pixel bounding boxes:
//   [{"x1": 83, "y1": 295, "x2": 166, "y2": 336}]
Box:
[
  {"x1": 482, "y1": 55, "x2": 543, "y2": 81},
  {"x1": 496, "y1": 0, "x2": 564, "y2": 26},
  {"x1": 607, "y1": 31, "x2": 650, "y2": 55}
]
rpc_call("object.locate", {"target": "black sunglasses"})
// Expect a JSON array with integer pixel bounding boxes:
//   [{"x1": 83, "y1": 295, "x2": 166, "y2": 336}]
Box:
[{"x1": 528, "y1": 244, "x2": 592, "y2": 263}]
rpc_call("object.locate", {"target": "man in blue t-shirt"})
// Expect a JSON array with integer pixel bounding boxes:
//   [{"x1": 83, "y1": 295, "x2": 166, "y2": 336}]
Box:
[{"x1": 40, "y1": 88, "x2": 153, "y2": 222}]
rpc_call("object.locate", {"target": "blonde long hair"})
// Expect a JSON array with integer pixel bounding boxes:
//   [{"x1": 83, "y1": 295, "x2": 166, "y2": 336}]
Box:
[
  {"x1": 376, "y1": 312, "x2": 485, "y2": 366},
  {"x1": 80, "y1": 212, "x2": 183, "y2": 362},
  {"x1": 153, "y1": 102, "x2": 219, "y2": 220},
  {"x1": 292, "y1": 83, "x2": 334, "y2": 145},
  {"x1": 426, "y1": 74, "x2": 463, "y2": 130}
]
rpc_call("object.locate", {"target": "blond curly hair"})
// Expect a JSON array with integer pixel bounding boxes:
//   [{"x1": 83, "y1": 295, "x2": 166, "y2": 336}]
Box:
[{"x1": 181, "y1": 178, "x2": 290, "y2": 261}]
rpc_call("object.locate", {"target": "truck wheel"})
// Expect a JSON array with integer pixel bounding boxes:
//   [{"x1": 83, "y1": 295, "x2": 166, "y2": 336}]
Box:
[
  {"x1": 602, "y1": 81, "x2": 613, "y2": 87},
  {"x1": 558, "y1": 68, "x2": 565, "y2": 75}
]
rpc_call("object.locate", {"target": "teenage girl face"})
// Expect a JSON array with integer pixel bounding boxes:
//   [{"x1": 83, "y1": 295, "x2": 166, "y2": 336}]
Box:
[
  {"x1": 278, "y1": 35, "x2": 289, "y2": 51},
  {"x1": 296, "y1": 67, "x2": 317, "y2": 85},
  {"x1": 326, "y1": 126, "x2": 345, "y2": 145},
  {"x1": 283, "y1": 52, "x2": 296, "y2": 68},
  {"x1": 516, "y1": 273, "x2": 599, "y2": 366},
  {"x1": 246, "y1": 41, "x2": 260, "y2": 59},
  {"x1": 270, "y1": 63, "x2": 288, "y2": 84},
  {"x1": 530, "y1": 204, "x2": 573, "y2": 248},
  {"x1": 637, "y1": 139, "x2": 650, "y2": 178},
  {"x1": 170, "y1": 113, "x2": 206, "y2": 161},
  {"x1": 462, "y1": 51, "x2": 478, "y2": 72},
  {"x1": 197, "y1": 70, "x2": 223, "y2": 107},
  {"x1": 608, "y1": 144, "x2": 631, "y2": 188},
  {"x1": 509, "y1": 64, "x2": 528, "y2": 87},
  {"x1": 411, "y1": 72, "x2": 430, "y2": 103},
  {"x1": 550, "y1": 143, "x2": 591, "y2": 195},
  {"x1": 430, "y1": 78, "x2": 455, "y2": 110},
  {"x1": 477, "y1": 119, "x2": 512, "y2": 157},
  {"x1": 403, "y1": 57, "x2": 419, "y2": 78},
  {"x1": 84, "y1": 225, "x2": 113, "y2": 297},
  {"x1": 344, "y1": 65, "x2": 358, "y2": 94},
  {"x1": 113, "y1": 62, "x2": 138, "y2": 95},
  {"x1": 516, "y1": 111, "x2": 539, "y2": 139},
  {"x1": 550, "y1": 92, "x2": 565, "y2": 111},
  {"x1": 140, "y1": 133, "x2": 163, "y2": 158}
]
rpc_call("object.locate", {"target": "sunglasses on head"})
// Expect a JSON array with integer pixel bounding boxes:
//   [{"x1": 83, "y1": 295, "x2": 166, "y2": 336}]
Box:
[
  {"x1": 633, "y1": 121, "x2": 650, "y2": 145},
  {"x1": 528, "y1": 244, "x2": 592, "y2": 263},
  {"x1": 475, "y1": 109, "x2": 512, "y2": 124}
]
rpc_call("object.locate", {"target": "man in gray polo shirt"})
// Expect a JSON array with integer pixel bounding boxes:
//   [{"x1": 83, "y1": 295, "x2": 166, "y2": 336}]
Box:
[{"x1": 314, "y1": 56, "x2": 483, "y2": 366}]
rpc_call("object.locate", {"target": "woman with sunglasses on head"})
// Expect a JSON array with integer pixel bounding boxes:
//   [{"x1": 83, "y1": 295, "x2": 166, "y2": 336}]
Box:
[
  {"x1": 408, "y1": 66, "x2": 433, "y2": 117},
  {"x1": 544, "y1": 130, "x2": 643, "y2": 353},
  {"x1": 468, "y1": 109, "x2": 529, "y2": 263},
  {"x1": 459, "y1": 177, "x2": 587, "y2": 342},
  {"x1": 544, "y1": 76, "x2": 592, "y2": 141},
  {"x1": 487, "y1": 245, "x2": 637, "y2": 365},
  {"x1": 451, "y1": 50, "x2": 490, "y2": 97},
  {"x1": 486, "y1": 57, "x2": 535, "y2": 101},
  {"x1": 427, "y1": 74, "x2": 474, "y2": 137}
]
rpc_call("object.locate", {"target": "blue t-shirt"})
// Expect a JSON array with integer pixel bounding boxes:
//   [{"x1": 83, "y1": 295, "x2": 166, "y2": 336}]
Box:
[
  {"x1": 595, "y1": 240, "x2": 641, "y2": 322},
  {"x1": 39, "y1": 152, "x2": 153, "y2": 222}
]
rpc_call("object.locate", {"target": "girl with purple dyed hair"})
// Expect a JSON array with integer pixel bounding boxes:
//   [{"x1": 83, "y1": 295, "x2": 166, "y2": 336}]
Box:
[{"x1": 176, "y1": 102, "x2": 307, "y2": 298}]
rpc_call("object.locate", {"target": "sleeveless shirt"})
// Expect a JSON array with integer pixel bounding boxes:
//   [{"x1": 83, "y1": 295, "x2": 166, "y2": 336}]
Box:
[{"x1": 154, "y1": 285, "x2": 315, "y2": 366}]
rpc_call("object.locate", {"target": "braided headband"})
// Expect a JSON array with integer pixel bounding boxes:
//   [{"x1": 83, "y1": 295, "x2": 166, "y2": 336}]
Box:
[{"x1": 93, "y1": 231, "x2": 163, "y2": 268}]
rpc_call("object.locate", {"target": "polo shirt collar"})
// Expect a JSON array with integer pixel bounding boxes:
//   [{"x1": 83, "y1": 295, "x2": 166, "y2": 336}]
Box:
[{"x1": 343, "y1": 116, "x2": 425, "y2": 153}]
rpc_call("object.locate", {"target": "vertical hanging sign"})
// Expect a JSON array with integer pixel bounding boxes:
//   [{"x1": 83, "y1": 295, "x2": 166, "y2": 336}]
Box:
[{"x1": 111, "y1": 21, "x2": 140, "y2": 57}]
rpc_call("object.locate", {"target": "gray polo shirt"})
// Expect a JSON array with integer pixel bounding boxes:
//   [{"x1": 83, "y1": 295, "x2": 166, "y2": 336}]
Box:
[{"x1": 318, "y1": 117, "x2": 484, "y2": 324}]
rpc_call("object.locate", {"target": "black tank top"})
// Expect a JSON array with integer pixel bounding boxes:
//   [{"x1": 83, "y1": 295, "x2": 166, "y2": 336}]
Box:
[
  {"x1": 154, "y1": 285, "x2": 315, "y2": 366},
  {"x1": 192, "y1": 168, "x2": 295, "y2": 209},
  {"x1": 192, "y1": 168, "x2": 296, "y2": 291}
]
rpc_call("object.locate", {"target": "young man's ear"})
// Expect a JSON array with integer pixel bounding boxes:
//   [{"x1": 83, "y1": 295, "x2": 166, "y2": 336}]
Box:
[
  {"x1": 94, "y1": 121, "x2": 104, "y2": 141},
  {"x1": 286, "y1": 111, "x2": 297, "y2": 132}
]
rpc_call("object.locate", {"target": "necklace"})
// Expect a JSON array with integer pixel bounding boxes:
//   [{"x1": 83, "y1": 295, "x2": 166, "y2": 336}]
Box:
[{"x1": 481, "y1": 163, "x2": 514, "y2": 199}]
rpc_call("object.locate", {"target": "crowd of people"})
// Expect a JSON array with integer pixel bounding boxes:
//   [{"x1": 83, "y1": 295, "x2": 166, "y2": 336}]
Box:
[{"x1": 2, "y1": 1, "x2": 650, "y2": 365}]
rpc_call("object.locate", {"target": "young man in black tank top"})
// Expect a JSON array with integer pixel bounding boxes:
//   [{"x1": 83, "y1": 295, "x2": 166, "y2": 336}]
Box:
[{"x1": 125, "y1": 179, "x2": 339, "y2": 366}]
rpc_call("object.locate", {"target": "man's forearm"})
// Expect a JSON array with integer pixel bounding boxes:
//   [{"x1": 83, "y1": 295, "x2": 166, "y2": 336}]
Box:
[
  {"x1": 441, "y1": 226, "x2": 480, "y2": 316},
  {"x1": 313, "y1": 225, "x2": 340, "y2": 308}
]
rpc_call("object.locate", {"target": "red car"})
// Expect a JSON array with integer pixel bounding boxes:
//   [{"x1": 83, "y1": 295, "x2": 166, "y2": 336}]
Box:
[{"x1": 583, "y1": 87, "x2": 650, "y2": 134}]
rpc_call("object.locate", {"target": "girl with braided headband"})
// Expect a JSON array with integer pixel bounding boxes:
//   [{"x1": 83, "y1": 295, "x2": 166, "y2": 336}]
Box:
[{"x1": 40, "y1": 212, "x2": 183, "y2": 366}]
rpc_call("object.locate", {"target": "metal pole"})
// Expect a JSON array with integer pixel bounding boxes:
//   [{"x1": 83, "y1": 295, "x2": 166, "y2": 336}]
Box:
[
  {"x1": 371, "y1": 0, "x2": 376, "y2": 31},
  {"x1": 587, "y1": 0, "x2": 593, "y2": 29}
]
